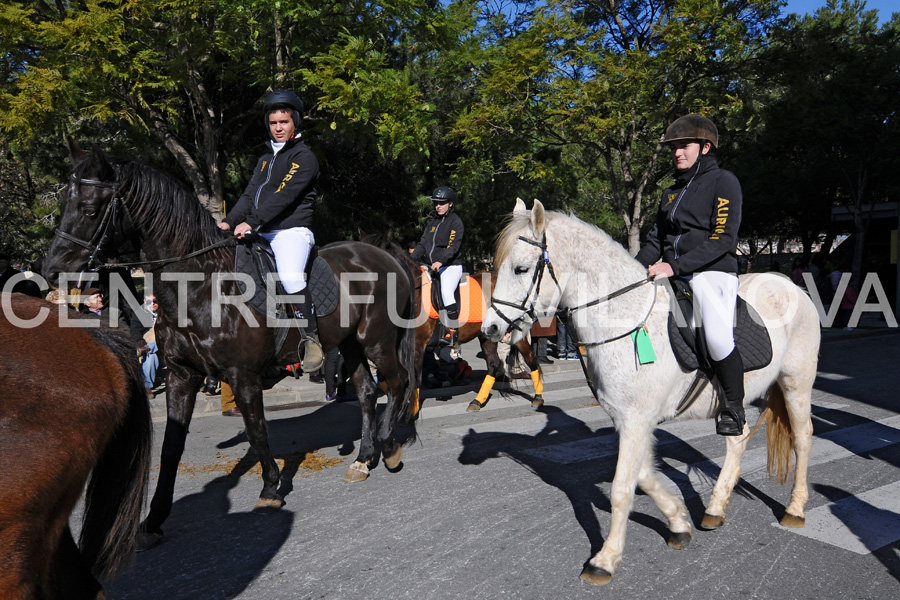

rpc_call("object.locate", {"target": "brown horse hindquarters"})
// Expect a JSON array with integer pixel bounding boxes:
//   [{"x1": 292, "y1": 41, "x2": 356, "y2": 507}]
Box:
[{"x1": 0, "y1": 294, "x2": 151, "y2": 599}]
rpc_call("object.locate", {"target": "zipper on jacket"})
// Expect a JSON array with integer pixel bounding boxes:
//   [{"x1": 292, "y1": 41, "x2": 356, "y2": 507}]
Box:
[
  {"x1": 429, "y1": 215, "x2": 444, "y2": 264},
  {"x1": 253, "y1": 147, "x2": 280, "y2": 212}
]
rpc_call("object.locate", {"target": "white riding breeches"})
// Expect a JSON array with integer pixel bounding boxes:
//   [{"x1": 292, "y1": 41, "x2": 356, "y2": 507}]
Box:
[
  {"x1": 438, "y1": 264, "x2": 463, "y2": 307},
  {"x1": 690, "y1": 271, "x2": 739, "y2": 362},
  {"x1": 261, "y1": 227, "x2": 315, "y2": 294}
]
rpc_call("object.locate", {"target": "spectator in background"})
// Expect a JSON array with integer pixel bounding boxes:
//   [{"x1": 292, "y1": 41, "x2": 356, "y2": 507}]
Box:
[{"x1": 0, "y1": 253, "x2": 41, "y2": 297}]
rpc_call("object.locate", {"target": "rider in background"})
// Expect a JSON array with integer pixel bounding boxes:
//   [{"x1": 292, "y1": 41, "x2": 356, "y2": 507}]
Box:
[
  {"x1": 410, "y1": 186, "x2": 465, "y2": 347},
  {"x1": 635, "y1": 114, "x2": 745, "y2": 437},
  {"x1": 218, "y1": 89, "x2": 323, "y2": 370}
]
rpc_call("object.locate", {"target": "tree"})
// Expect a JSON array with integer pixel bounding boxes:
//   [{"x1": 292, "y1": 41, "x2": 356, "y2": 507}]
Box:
[{"x1": 450, "y1": 0, "x2": 783, "y2": 253}]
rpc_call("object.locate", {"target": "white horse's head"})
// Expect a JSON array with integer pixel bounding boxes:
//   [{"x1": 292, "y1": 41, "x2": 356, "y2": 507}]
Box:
[{"x1": 483, "y1": 198, "x2": 561, "y2": 344}]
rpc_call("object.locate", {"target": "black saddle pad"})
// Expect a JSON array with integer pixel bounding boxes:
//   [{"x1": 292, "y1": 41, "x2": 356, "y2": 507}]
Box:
[
  {"x1": 667, "y1": 278, "x2": 772, "y2": 373},
  {"x1": 233, "y1": 239, "x2": 339, "y2": 319}
]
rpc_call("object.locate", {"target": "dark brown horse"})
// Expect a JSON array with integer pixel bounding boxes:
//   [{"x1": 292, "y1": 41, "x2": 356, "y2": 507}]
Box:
[
  {"x1": 43, "y1": 140, "x2": 418, "y2": 548},
  {"x1": 362, "y1": 233, "x2": 545, "y2": 413},
  {"x1": 0, "y1": 293, "x2": 152, "y2": 599}
]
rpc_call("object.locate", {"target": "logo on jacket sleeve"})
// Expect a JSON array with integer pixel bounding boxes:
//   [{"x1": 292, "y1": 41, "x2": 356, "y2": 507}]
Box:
[
  {"x1": 710, "y1": 197, "x2": 729, "y2": 239},
  {"x1": 275, "y1": 162, "x2": 300, "y2": 193}
]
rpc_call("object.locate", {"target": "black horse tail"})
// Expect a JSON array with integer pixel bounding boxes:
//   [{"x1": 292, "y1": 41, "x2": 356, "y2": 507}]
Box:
[
  {"x1": 79, "y1": 329, "x2": 153, "y2": 577},
  {"x1": 396, "y1": 255, "x2": 420, "y2": 433}
]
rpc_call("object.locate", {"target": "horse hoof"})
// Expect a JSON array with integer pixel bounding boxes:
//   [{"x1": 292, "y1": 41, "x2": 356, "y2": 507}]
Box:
[
  {"x1": 384, "y1": 447, "x2": 402, "y2": 471},
  {"x1": 700, "y1": 513, "x2": 726, "y2": 530},
  {"x1": 344, "y1": 461, "x2": 370, "y2": 482},
  {"x1": 467, "y1": 400, "x2": 485, "y2": 412},
  {"x1": 531, "y1": 395, "x2": 544, "y2": 408},
  {"x1": 580, "y1": 563, "x2": 613, "y2": 586},
  {"x1": 253, "y1": 496, "x2": 285, "y2": 513},
  {"x1": 136, "y1": 531, "x2": 163, "y2": 552},
  {"x1": 668, "y1": 530, "x2": 693, "y2": 550},
  {"x1": 780, "y1": 513, "x2": 806, "y2": 528}
]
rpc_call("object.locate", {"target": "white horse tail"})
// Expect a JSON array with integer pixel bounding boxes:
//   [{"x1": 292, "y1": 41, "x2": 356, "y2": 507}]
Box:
[{"x1": 757, "y1": 382, "x2": 796, "y2": 486}]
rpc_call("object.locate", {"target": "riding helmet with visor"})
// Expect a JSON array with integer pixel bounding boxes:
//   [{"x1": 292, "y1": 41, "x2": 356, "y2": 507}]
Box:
[
  {"x1": 663, "y1": 114, "x2": 719, "y2": 149},
  {"x1": 264, "y1": 89, "x2": 304, "y2": 130},
  {"x1": 431, "y1": 186, "x2": 457, "y2": 204}
]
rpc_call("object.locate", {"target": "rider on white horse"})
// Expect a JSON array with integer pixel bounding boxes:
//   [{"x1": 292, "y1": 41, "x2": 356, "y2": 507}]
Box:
[{"x1": 635, "y1": 114, "x2": 745, "y2": 436}]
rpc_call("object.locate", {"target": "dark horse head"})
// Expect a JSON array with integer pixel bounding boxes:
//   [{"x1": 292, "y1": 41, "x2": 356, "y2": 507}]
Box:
[{"x1": 44, "y1": 138, "x2": 420, "y2": 546}]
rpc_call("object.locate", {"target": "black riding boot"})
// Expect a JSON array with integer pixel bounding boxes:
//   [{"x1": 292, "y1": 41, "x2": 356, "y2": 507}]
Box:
[
  {"x1": 714, "y1": 348, "x2": 746, "y2": 436},
  {"x1": 290, "y1": 291, "x2": 324, "y2": 373},
  {"x1": 438, "y1": 302, "x2": 460, "y2": 348}
]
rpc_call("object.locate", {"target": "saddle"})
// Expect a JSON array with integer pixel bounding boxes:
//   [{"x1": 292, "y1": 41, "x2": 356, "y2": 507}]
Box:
[
  {"x1": 667, "y1": 278, "x2": 772, "y2": 374},
  {"x1": 419, "y1": 267, "x2": 486, "y2": 324},
  {"x1": 233, "y1": 238, "x2": 340, "y2": 322}
]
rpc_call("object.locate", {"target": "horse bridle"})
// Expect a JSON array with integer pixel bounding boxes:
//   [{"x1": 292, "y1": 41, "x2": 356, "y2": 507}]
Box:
[
  {"x1": 54, "y1": 175, "x2": 134, "y2": 271},
  {"x1": 489, "y1": 231, "x2": 656, "y2": 347},
  {"x1": 489, "y1": 233, "x2": 560, "y2": 335},
  {"x1": 56, "y1": 173, "x2": 236, "y2": 273}
]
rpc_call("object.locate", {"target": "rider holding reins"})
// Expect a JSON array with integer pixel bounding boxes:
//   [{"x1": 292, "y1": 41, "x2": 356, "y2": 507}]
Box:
[
  {"x1": 635, "y1": 114, "x2": 745, "y2": 436},
  {"x1": 218, "y1": 89, "x2": 323, "y2": 370},
  {"x1": 410, "y1": 187, "x2": 465, "y2": 347}
]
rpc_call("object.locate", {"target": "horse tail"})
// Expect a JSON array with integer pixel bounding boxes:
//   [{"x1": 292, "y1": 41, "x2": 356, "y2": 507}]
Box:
[
  {"x1": 396, "y1": 256, "x2": 420, "y2": 431},
  {"x1": 758, "y1": 382, "x2": 794, "y2": 485},
  {"x1": 79, "y1": 333, "x2": 153, "y2": 577}
]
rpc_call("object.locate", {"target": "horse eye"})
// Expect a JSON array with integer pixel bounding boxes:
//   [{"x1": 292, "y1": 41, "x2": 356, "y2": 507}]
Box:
[
  {"x1": 514, "y1": 265, "x2": 529, "y2": 275},
  {"x1": 82, "y1": 207, "x2": 97, "y2": 218}
]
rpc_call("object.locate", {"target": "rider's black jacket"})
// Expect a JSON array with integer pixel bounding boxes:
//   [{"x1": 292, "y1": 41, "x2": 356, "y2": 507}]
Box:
[
  {"x1": 410, "y1": 208, "x2": 464, "y2": 267},
  {"x1": 224, "y1": 136, "x2": 319, "y2": 233},
  {"x1": 635, "y1": 156, "x2": 742, "y2": 276}
]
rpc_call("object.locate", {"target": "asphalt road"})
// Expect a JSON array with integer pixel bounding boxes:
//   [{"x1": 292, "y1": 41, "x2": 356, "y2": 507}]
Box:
[{"x1": 105, "y1": 330, "x2": 900, "y2": 600}]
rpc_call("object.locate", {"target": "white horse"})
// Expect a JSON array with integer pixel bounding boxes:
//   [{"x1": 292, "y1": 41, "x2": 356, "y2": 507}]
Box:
[{"x1": 482, "y1": 199, "x2": 820, "y2": 586}]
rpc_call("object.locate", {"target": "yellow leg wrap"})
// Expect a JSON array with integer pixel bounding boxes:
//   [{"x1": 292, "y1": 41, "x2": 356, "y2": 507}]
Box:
[
  {"x1": 530, "y1": 370, "x2": 544, "y2": 395},
  {"x1": 411, "y1": 388, "x2": 421, "y2": 417},
  {"x1": 475, "y1": 375, "x2": 496, "y2": 403}
]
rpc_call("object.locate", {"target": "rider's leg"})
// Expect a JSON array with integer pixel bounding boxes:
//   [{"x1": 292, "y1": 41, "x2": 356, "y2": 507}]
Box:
[
  {"x1": 262, "y1": 227, "x2": 323, "y2": 370},
  {"x1": 692, "y1": 271, "x2": 744, "y2": 436},
  {"x1": 438, "y1": 265, "x2": 463, "y2": 346}
]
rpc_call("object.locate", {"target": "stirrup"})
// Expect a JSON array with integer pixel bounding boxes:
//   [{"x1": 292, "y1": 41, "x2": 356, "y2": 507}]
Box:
[
  {"x1": 715, "y1": 402, "x2": 746, "y2": 436},
  {"x1": 438, "y1": 328, "x2": 458, "y2": 348},
  {"x1": 301, "y1": 335, "x2": 324, "y2": 372}
]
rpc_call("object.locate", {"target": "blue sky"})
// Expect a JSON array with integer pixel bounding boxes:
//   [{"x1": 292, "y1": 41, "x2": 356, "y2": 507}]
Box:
[{"x1": 782, "y1": 0, "x2": 896, "y2": 22}]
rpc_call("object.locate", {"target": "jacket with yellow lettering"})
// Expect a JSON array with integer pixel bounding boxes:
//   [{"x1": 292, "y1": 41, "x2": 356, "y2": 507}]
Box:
[
  {"x1": 635, "y1": 156, "x2": 741, "y2": 276},
  {"x1": 223, "y1": 136, "x2": 319, "y2": 232},
  {"x1": 410, "y1": 208, "x2": 464, "y2": 267}
]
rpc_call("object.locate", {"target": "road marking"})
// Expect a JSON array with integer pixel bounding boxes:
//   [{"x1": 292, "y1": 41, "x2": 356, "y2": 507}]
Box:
[{"x1": 774, "y1": 481, "x2": 900, "y2": 554}]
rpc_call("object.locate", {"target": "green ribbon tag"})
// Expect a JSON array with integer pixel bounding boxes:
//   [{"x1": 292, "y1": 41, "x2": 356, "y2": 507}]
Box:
[{"x1": 631, "y1": 327, "x2": 656, "y2": 365}]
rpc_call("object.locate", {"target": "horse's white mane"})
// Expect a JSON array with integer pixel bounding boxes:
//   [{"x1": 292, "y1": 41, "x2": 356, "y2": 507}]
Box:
[{"x1": 495, "y1": 207, "x2": 637, "y2": 271}]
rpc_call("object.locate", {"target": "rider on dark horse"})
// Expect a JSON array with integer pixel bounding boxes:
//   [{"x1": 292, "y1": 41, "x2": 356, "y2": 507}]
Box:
[
  {"x1": 410, "y1": 186, "x2": 465, "y2": 348},
  {"x1": 635, "y1": 114, "x2": 746, "y2": 437},
  {"x1": 218, "y1": 89, "x2": 323, "y2": 371}
]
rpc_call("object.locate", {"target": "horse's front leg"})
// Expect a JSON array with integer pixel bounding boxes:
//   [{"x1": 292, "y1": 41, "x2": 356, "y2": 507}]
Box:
[
  {"x1": 581, "y1": 421, "x2": 654, "y2": 586},
  {"x1": 230, "y1": 374, "x2": 283, "y2": 512},
  {"x1": 344, "y1": 352, "x2": 379, "y2": 482},
  {"x1": 636, "y1": 442, "x2": 693, "y2": 549},
  {"x1": 701, "y1": 421, "x2": 751, "y2": 529},
  {"x1": 516, "y1": 337, "x2": 545, "y2": 407},
  {"x1": 468, "y1": 337, "x2": 503, "y2": 411},
  {"x1": 139, "y1": 369, "x2": 202, "y2": 549}
]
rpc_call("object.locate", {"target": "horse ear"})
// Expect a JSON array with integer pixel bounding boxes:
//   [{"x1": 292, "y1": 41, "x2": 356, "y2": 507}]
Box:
[
  {"x1": 89, "y1": 145, "x2": 116, "y2": 180},
  {"x1": 531, "y1": 199, "x2": 546, "y2": 234},
  {"x1": 66, "y1": 136, "x2": 86, "y2": 167},
  {"x1": 514, "y1": 197, "x2": 527, "y2": 213}
]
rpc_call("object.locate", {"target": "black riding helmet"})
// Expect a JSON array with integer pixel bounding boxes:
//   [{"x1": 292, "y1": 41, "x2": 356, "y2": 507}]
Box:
[
  {"x1": 431, "y1": 186, "x2": 457, "y2": 203},
  {"x1": 264, "y1": 89, "x2": 304, "y2": 130}
]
